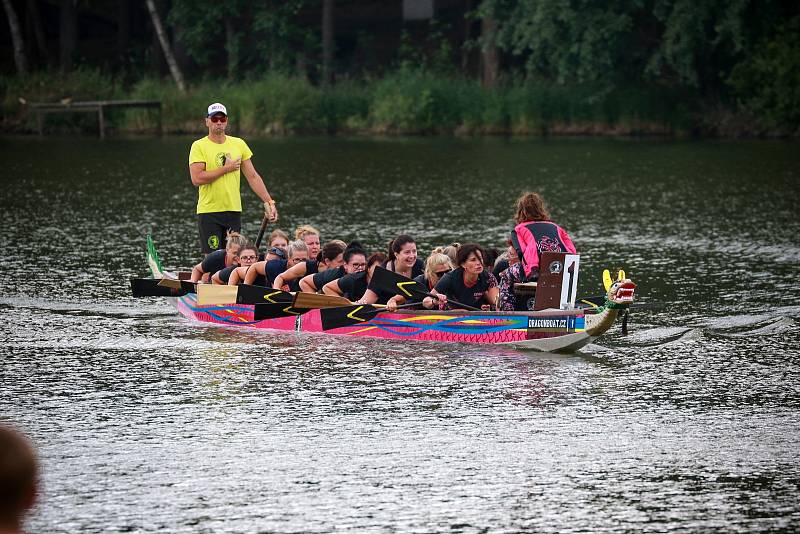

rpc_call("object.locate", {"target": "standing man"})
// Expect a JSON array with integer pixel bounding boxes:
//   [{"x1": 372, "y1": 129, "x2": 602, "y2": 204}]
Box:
[{"x1": 189, "y1": 102, "x2": 278, "y2": 254}]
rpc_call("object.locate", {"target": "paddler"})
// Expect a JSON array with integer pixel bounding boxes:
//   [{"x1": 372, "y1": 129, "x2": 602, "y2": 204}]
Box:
[
  {"x1": 215, "y1": 244, "x2": 259, "y2": 285},
  {"x1": 189, "y1": 102, "x2": 278, "y2": 254},
  {"x1": 189, "y1": 231, "x2": 249, "y2": 283},
  {"x1": 387, "y1": 244, "x2": 498, "y2": 311},
  {"x1": 498, "y1": 192, "x2": 577, "y2": 310},
  {"x1": 271, "y1": 241, "x2": 345, "y2": 290},
  {"x1": 243, "y1": 240, "x2": 309, "y2": 290},
  {"x1": 322, "y1": 252, "x2": 387, "y2": 301},
  {"x1": 358, "y1": 235, "x2": 424, "y2": 305},
  {"x1": 298, "y1": 243, "x2": 367, "y2": 293}
]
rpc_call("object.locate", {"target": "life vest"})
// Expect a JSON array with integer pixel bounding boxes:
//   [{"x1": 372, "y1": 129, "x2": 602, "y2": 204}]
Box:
[{"x1": 510, "y1": 221, "x2": 570, "y2": 280}]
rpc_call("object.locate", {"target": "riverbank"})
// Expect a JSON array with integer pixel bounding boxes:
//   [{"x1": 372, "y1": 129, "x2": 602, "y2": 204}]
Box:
[{"x1": 1, "y1": 69, "x2": 792, "y2": 138}]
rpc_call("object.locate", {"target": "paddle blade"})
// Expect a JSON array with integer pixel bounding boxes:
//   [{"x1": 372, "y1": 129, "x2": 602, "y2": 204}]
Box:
[
  {"x1": 371, "y1": 266, "x2": 429, "y2": 300},
  {"x1": 196, "y1": 284, "x2": 238, "y2": 305},
  {"x1": 321, "y1": 304, "x2": 382, "y2": 330},
  {"x1": 253, "y1": 303, "x2": 307, "y2": 320},
  {"x1": 237, "y1": 284, "x2": 294, "y2": 305},
  {"x1": 292, "y1": 292, "x2": 352, "y2": 309},
  {"x1": 131, "y1": 278, "x2": 190, "y2": 297},
  {"x1": 157, "y1": 279, "x2": 197, "y2": 293}
]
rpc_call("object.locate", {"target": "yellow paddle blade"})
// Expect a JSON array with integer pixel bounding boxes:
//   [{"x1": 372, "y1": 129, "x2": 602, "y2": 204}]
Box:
[
  {"x1": 157, "y1": 278, "x2": 182, "y2": 289},
  {"x1": 618, "y1": 269, "x2": 626, "y2": 281},
  {"x1": 603, "y1": 269, "x2": 613, "y2": 291},
  {"x1": 196, "y1": 284, "x2": 238, "y2": 305},
  {"x1": 293, "y1": 292, "x2": 353, "y2": 309}
]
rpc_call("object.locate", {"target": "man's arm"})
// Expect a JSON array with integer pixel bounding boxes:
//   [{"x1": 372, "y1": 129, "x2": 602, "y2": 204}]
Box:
[
  {"x1": 189, "y1": 157, "x2": 240, "y2": 186},
  {"x1": 241, "y1": 159, "x2": 278, "y2": 221}
]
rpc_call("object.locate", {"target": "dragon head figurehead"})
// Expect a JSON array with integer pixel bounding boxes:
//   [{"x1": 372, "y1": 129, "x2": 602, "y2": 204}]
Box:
[
  {"x1": 608, "y1": 278, "x2": 636, "y2": 306},
  {"x1": 602, "y1": 269, "x2": 636, "y2": 308}
]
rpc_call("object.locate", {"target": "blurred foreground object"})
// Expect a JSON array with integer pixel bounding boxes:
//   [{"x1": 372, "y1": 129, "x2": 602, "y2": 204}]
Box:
[{"x1": 0, "y1": 425, "x2": 38, "y2": 534}]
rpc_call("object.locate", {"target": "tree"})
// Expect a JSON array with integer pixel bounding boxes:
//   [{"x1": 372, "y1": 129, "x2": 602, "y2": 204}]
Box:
[
  {"x1": 729, "y1": 16, "x2": 800, "y2": 129},
  {"x1": 145, "y1": 0, "x2": 187, "y2": 92},
  {"x1": 27, "y1": 0, "x2": 51, "y2": 67},
  {"x1": 321, "y1": 0, "x2": 334, "y2": 84},
  {"x1": 2, "y1": 0, "x2": 29, "y2": 74},
  {"x1": 59, "y1": 0, "x2": 76, "y2": 74},
  {"x1": 480, "y1": 14, "x2": 498, "y2": 87}
]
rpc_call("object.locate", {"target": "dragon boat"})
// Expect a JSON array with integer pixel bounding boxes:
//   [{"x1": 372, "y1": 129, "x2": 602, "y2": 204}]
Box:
[{"x1": 134, "y1": 236, "x2": 636, "y2": 353}]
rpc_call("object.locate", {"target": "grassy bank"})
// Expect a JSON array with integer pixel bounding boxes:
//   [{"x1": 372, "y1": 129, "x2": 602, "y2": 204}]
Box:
[{"x1": 0, "y1": 68, "x2": 747, "y2": 137}]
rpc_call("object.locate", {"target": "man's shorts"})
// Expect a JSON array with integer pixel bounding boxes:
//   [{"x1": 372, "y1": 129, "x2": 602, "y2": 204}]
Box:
[{"x1": 197, "y1": 211, "x2": 242, "y2": 254}]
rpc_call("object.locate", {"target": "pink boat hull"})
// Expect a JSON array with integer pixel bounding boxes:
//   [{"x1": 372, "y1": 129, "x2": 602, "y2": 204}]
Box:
[{"x1": 173, "y1": 293, "x2": 604, "y2": 352}]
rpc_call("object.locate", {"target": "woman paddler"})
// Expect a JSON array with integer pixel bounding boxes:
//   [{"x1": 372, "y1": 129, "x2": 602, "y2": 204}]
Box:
[
  {"x1": 357, "y1": 235, "x2": 424, "y2": 305},
  {"x1": 322, "y1": 252, "x2": 387, "y2": 301},
  {"x1": 243, "y1": 240, "x2": 308, "y2": 290},
  {"x1": 385, "y1": 249, "x2": 454, "y2": 310},
  {"x1": 294, "y1": 225, "x2": 321, "y2": 259},
  {"x1": 298, "y1": 243, "x2": 367, "y2": 293},
  {"x1": 272, "y1": 241, "x2": 345, "y2": 290},
  {"x1": 189, "y1": 231, "x2": 249, "y2": 283},
  {"x1": 389, "y1": 243, "x2": 498, "y2": 311},
  {"x1": 214, "y1": 244, "x2": 259, "y2": 285},
  {"x1": 498, "y1": 192, "x2": 577, "y2": 310}
]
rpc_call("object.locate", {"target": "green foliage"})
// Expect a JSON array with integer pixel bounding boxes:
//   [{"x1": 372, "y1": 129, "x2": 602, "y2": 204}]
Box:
[
  {"x1": 0, "y1": 68, "x2": 120, "y2": 130},
  {"x1": 169, "y1": 0, "x2": 312, "y2": 76},
  {"x1": 729, "y1": 18, "x2": 800, "y2": 129}
]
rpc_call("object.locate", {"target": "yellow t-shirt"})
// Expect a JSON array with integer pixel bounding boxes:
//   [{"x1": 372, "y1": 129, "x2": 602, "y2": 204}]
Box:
[{"x1": 188, "y1": 135, "x2": 254, "y2": 214}]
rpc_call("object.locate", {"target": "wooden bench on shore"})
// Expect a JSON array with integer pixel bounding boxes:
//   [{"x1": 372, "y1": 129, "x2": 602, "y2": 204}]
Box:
[{"x1": 29, "y1": 100, "x2": 162, "y2": 138}]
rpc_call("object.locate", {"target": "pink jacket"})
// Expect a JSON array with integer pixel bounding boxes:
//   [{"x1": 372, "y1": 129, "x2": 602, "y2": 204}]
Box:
[{"x1": 513, "y1": 221, "x2": 577, "y2": 278}]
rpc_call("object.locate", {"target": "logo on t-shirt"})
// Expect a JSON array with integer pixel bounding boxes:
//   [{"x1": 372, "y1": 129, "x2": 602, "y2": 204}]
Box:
[
  {"x1": 208, "y1": 235, "x2": 220, "y2": 250},
  {"x1": 215, "y1": 152, "x2": 226, "y2": 167}
]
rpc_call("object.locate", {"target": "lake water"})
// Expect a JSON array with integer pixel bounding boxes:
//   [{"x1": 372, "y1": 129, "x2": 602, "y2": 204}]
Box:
[{"x1": 1, "y1": 136, "x2": 799, "y2": 532}]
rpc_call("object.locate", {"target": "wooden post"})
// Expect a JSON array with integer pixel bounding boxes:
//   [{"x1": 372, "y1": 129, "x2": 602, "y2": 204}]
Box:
[{"x1": 98, "y1": 105, "x2": 105, "y2": 139}]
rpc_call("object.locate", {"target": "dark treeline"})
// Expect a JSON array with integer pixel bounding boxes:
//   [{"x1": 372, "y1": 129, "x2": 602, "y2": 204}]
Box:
[{"x1": 1, "y1": 0, "x2": 798, "y2": 136}]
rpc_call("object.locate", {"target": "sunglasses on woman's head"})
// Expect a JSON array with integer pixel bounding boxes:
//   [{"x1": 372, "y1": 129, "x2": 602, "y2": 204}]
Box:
[
  {"x1": 268, "y1": 247, "x2": 287, "y2": 259},
  {"x1": 209, "y1": 115, "x2": 227, "y2": 123}
]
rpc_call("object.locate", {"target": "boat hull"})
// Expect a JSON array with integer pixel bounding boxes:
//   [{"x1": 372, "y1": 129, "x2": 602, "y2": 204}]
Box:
[{"x1": 173, "y1": 293, "x2": 610, "y2": 352}]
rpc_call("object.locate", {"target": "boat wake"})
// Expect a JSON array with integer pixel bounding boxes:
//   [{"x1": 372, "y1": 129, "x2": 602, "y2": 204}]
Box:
[{"x1": 0, "y1": 296, "x2": 175, "y2": 318}]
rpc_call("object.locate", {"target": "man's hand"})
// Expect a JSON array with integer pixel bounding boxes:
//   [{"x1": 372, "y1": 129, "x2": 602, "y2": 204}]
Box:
[
  {"x1": 223, "y1": 153, "x2": 241, "y2": 172},
  {"x1": 264, "y1": 200, "x2": 279, "y2": 222}
]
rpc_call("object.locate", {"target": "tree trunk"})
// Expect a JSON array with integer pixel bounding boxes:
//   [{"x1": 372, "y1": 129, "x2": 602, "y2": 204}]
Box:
[
  {"x1": 117, "y1": 0, "x2": 130, "y2": 58},
  {"x1": 27, "y1": 0, "x2": 51, "y2": 67},
  {"x1": 461, "y1": 0, "x2": 473, "y2": 74},
  {"x1": 225, "y1": 17, "x2": 238, "y2": 80},
  {"x1": 145, "y1": 0, "x2": 186, "y2": 92},
  {"x1": 480, "y1": 15, "x2": 498, "y2": 88},
  {"x1": 59, "y1": 0, "x2": 76, "y2": 74},
  {"x1": 321, "y1": 0, "x2": 334, "y2": 85},
  {"x1": 3, "y1": 0, "x2": 29, "y2": 74}
]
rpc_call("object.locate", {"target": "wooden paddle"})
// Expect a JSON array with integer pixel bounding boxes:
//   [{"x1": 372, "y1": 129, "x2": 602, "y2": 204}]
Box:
[
  {"x1": 292, "y1": 292, "x2": 353, "y2": 309},
  {"x1": 237, "y1": 284, "x2": 294, "y2": 305},
  {"x1": 196, "y1": 284, "x2": 239, "y2": 305},
  {"x1": 254, "y1": 212, "x2": 270, "y2": 250},
  {"x1": 320, "y1": 301, "x2": 423, "y2": 330},
  {"x1": 253, "y1": 302, "x2": 308, "y2": 320},
  {"x1": 131, "y1": 278, "x2": 194, "y2": 297},
  {"x1": 370, "y1": 266, "x2": 480, "y2": 311}
]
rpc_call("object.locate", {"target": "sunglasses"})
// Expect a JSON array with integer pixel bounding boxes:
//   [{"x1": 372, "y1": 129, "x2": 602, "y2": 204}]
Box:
[
  {"x1": 268, "y1": 247, "x2": 287, "y2": 259},
  {"x1": 209, "y1": 115, "x2": 228, "y2": 123},
  {"x1": 435, "y1": 269, "x2": 451, "y2": 277}
]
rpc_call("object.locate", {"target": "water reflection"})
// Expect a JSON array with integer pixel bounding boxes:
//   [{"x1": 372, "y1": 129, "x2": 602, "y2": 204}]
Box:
[{"x1": 1, "y1": 137, "x2": 799, "y2": 531}]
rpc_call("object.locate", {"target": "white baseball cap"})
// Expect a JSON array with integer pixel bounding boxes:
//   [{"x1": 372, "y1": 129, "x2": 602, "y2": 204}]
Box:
[{"x1": 207, "y1": 102, "x2": 227, "y2": 117}]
